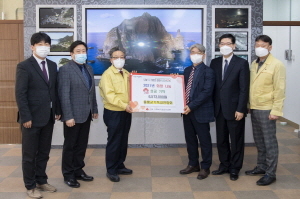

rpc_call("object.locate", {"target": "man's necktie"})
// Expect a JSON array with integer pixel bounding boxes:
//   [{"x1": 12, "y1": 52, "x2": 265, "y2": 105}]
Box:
[
  {"x1": 223, "y1": 59, "x2": 228, "y2": 80},
  {"x1": 80, "y1": 65, "x2": 91, "y2": 89},
  {"x1": 120, "y1": 70, "x2": 123, "y2": 76},
  {"x1": 41, "y1": 61, "x2": 48, "y2": 82},
  {"x1": 185, "y1": 66, "x2": 195, "y2": 104}
]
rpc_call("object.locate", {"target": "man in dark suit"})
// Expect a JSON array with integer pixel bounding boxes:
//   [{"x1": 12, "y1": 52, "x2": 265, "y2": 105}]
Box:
[
  {"x1": 58, "y1": 40, "x2": 98, "y2": 188},
  {"x1": 210, "y1": 34, "x2": 250, "y2": 181},
  {"x1": 15, "y1": 32, "x2": 61, "y2": 198},
  {"x1": 179, "y1": 44, "x2": 215, "y2": 180}
]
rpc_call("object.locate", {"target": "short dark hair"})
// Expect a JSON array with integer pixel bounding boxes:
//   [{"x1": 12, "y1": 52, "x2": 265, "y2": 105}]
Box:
[
  {"x1": 255, "y1": 35, "x2": 272, "y2": 45},
  {"x1": 219, "y1": 34, "x2": 236, "y2": 44},
  {"x1": 69, "y1": 40, "x2": 88, "y2": 53},
  {"x1": 30, "y1": 32, "x2": 51, "y2": 45},
  {"x1": 109, "y1": 46, "x2": 126, "y2": 58}
]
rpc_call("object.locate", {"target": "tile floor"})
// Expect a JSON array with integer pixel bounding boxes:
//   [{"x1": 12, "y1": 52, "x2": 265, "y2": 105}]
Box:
[{"x1": 0, "y1": 123, "x2": 300, "y2": 199}]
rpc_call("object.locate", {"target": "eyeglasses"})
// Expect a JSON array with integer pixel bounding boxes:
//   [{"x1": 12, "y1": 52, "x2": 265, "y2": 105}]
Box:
[
  {"x1": 111, "y1": 57, "x2": 125, "y2": 60},
  {"x1": 219, "y1": 42, "x2": 233, "y2": 46},
  {"x1": 190, "y1": 52, "x2": 204, "y2": 55}
]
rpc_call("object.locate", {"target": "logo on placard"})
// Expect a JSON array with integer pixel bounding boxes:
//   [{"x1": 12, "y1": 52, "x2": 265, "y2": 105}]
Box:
[{"x1": 143, "y1": 88, "x2": 149, "y2": 94}]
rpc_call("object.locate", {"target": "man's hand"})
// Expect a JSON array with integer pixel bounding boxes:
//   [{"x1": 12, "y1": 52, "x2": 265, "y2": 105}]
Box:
[
  {"x1": 66, "y1": 119, "x2": 75, "y2": 127},
  {"x1": 92, "y1": 114, "x2": 98, "y2": 119},
  {"x1": 269, "y1": 114, "x2": 279, "y2": 120},
  {"x1": 235, "y1": 111, "x2": 244, "y2": 121},
  {"x1": 55, "y1": 115, "x2": 61, "y2": 120},
  {"x1": 23, "y1": 121, "x2": 32, "y2": 128},
  {"x1": 126, "y1": 105, "x2": 133, "y2": 113},
  {"x1": 183, "y1": 105, "x2": 191, "y2": 115}
]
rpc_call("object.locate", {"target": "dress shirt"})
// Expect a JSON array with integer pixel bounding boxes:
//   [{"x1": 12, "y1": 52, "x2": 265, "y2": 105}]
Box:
[
  {"x1": 33, "y1": 54, "x2": 49, "y2": 80},
  {"x1": 222, "y1": 53, "x2": 233, "y2": 77},
  {"x1": 33, "y1": 54, "x2": 52, "y2": 108}
]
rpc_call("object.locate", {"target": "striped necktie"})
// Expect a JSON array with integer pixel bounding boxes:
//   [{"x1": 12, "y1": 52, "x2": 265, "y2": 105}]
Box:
[
  {"x1": 185, "y1": 66, "x2": 195, "y2": 104},
  {"x1": 223, "y1": 59, "x2": 228, "y2": 80}
]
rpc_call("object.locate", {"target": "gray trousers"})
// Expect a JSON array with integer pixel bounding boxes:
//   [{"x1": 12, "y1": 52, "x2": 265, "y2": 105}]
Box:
[{"x1": 251, "y1": 109, "x2": 278, "y2": 177}]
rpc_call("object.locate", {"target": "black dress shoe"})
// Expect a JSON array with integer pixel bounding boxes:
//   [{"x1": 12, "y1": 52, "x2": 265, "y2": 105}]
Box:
[
  {"x1": 197, "y1": 169, "x2": 210, "y2": 180},
  {"x1": 245, "y1": 166, "x2": 266, "y2": 176},
  {"x1": 76, "y1": 172, "x2": 94, "y2": 181},
  {"x1": 118, "y1": 168, "x2": 133, "y2": 175},
  {"x1": 64, "y1": 179, "x2": 80, "y2": 188},
  {"x1": 180, "y1": 165, "x2": 200, "y2": 174},
  {"x1": 230, "y1": 173, "x2": 239, "y2": 181},
  {"x1": 106, "y1": 172, "x2": 120, "y2": 182},
  {"x1": 212, "y1": 169, "x2": 229, "y2": 175},
  {"x1": 256, "y1": 175, "x2": 276, "y2": 186}
]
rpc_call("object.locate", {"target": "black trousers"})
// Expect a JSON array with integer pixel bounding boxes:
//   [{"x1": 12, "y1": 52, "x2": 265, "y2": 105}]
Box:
[
  {"x1": 62, "y1": 115, "x2": 91, "y2": 180},
  {"x1": 22, "y1": 115, "x2": 54, "y2": 190},
  {"x1": 183, "y1": 113, "x2": 212, "y2": 169},
  {"x1": 103, "y1": 108, "x2": 132, "y2": 175},
  {"x1": 215, "y1": 109, "x2": 245, "y2": 173}
]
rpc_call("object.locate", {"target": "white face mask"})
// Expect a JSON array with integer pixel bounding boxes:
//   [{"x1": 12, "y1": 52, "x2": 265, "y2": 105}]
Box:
[
  {"x1": 255, "y1": 47, "x2": 269, "y2": 57},
  {"x1": 220, "y1": 45, "x2": 233, "y2": 56},
  {"x1": 113, "y1": 58, "x2": 125, "y2": 69},
  {"x1": 35, "y1": 46, "x2": 50, "y2": 58},
  {"x1": 190, "y1": 54, "x2": 203, "y2": 64}
]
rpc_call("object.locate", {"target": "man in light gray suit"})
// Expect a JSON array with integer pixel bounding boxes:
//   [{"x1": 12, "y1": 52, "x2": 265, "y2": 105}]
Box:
[{"x1": 58, "y1": 40, "x2": 98, "y2": 188}]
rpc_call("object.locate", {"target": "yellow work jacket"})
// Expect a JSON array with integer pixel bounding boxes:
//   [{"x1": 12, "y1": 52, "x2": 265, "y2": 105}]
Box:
[
  {"x1": 99, "y1": 65, "x2": 130, "y2": 111},
  {"x1": 249, "y1": 53, "x2": 286, "y2": 116}
]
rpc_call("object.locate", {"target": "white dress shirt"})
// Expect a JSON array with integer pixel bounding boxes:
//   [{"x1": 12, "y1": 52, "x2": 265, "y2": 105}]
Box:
[
  {"x1": 222, "y1": 53, "x2": 233, "y2": 78},
  {"x1": 33, "y1": 54, "x2": 49, "y2": 80}
]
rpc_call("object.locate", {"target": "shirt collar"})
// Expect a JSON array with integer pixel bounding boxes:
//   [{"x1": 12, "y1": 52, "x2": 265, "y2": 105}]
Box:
[
  {"x1": 33, "y1": 54, "x2": 46, "y2": 64},
  {"x1": 193, "y1": 62, "x2": 204, "y2": 69},
  {"x1": 223, "y1": 53, "x2": 233, "y2": 63},
  {"x1": 256, "y1": 53, "x2": 270, "y2": 64}
]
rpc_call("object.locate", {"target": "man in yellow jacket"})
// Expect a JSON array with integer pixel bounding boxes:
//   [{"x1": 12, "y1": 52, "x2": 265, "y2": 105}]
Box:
[
  {"x1": 99, "y1": 47, "x2": 133, "y2": 182},
  {"x1": 245, "y1": 35, "x2": 286, "y2": 186}
]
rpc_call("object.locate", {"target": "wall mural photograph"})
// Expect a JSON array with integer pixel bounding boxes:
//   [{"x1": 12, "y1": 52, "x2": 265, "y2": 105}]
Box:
[
  {"x1": 47, "y1": 55, "x2": 71, "y2": 67},
  {"x1": 215, "y1": 31, "x2": 248, "y2": 51},
  {"x1": 38, "y1": 7, "x2": 74, "y2": 28},
  {"x1": 85, "y1": 8, "x2": 204, "y2": 75},
  {"x1": 44, "y1": 32, "x2": 74, "y2": 52},
  {"x1": 215, "y1": 8, "x2": 248, "y2": 28}
]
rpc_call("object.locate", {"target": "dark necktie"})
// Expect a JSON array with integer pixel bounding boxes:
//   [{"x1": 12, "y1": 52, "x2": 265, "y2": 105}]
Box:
[
  {"x1": 120, "y1": 70, "x2": 123, "y2": 76},
  {"x1": 257, "y1": 61, "x2": 264, "y2": 73},
  {"x1": 80, "y1": 65, "x2": 91, "y2": 89},
  {"x1": 41, "y1": 61, "x2": 48, "y2": 82},
  {"x1": 223, "y1": 59, "x2": 228, "y2": 80},
  {"x1": 185, "y1": 66, "x2": 195, "y2": 104}
]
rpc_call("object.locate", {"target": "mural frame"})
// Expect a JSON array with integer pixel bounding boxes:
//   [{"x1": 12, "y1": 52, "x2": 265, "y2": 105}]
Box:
[
  {"x1": 82, "y1": 5, "x2": 207, "y2": 76},
  {"x1": 212, "y1": 5, "x2": 251, "y2": 62},
  {"x1": 36, "y1": 5, "x2": 76, "y2": 29},
  {"x1": 41, "y1": 31, "x2": 76, "y2": 55}
]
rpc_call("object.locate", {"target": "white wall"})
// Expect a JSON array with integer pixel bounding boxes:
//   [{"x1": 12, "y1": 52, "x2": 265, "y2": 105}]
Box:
[
  {"x1": 263, "y1": 0, "x2": 300, "y2": 125},
  {"x1": 2, "y1": 0, "x2": 23, "y2": 20}
]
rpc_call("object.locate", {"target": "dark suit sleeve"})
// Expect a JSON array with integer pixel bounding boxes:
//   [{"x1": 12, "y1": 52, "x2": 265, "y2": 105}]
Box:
[
  {"x1": 55, "y1": 70, "x2": 62, "y2": 115},
  {"x1": 188, "y1": 68, "x2": 215, "y2": 111},
  {"x1": 89, "y1": 67, "x2": 98, "y2": 114},
  {"x1": 58, "y1": 66, "x2": 73, "y2": 121},
  {"x1": 209, "y1": 60, "x2": 217, "y2": 106},
  {"x1": 237, "y1": 60, "x2": 250, "y2": 113},
  {"x1": 15, "y1": 63, "x2": 32, "y2": 123}
]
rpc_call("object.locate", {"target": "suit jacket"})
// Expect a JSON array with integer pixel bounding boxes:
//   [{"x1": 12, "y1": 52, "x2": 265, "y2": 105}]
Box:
[
  {"x1": 15, "y1": 56, "x2": 61, "y2": 127},
  {"x1": 249, "y1": 54, "x2": 285, "y2": 116},
  {"x1": 184, "y1": 62, "x2": 215, "y2": 123},
  {"x1": 210, "y1": 55, "x2": 250, "y2": 120},
  {"x1": 58, "y1": 60, "x2": 98, "y2": 123}
]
